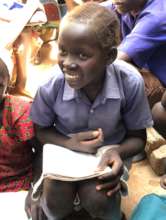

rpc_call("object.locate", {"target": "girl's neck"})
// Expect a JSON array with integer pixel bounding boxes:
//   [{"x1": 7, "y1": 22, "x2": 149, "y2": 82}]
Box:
[
  {"x1": 83, "y1": 84, "x2": 102, "y2": 103},
  {"x1": 83, "y1": 73, "x2": 106, "y2": 103}
]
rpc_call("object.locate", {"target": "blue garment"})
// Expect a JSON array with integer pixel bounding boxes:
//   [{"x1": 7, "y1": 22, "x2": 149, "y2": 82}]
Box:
[
  {"x1": 130, "y1": 194, "x2": 166, "y2": 220},
  {"x1": 30, "y1": 61, "x2": 153, "y2": 220},
  {"x1": 102, "y1": 0, "x2": 166, "y2": 86},
  {"x1": 30, "y1": 60, "x2": 153, "y2": 146}
]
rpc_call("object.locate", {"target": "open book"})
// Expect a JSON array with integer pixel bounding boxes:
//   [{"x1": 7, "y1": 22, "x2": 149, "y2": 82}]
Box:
[
  {"x1": 32, "y1": 144, "x2": 129, "y2": 200},
  {"x1": 32, "y1": 144, "x2": 111, "y2": 200},
  {"x1": 42, "y1": 144, "x2": 111, "y2": 181}
]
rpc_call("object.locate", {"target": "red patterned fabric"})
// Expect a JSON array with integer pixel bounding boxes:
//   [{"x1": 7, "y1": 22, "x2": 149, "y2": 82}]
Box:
[{"x1": 0, "y1": 95, "x2": 34, "y2": 192}]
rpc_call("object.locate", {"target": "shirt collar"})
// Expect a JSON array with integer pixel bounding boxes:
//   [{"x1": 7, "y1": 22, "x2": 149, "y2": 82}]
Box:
[
  {"x1": 63, "y1": 81, "x2": 78, "y2": 101},
  {"x1": 102, "y1": 64, "x2": 121, "y2": 100}
]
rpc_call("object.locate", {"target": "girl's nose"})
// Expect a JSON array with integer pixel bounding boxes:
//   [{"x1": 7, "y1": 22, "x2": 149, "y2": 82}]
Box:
[
  {"x1": 63, "y1": 57, "x2": 77, "y2": 69},
  {"x1": 70, "y1": 63, "x2": 77, "y2": 68}
]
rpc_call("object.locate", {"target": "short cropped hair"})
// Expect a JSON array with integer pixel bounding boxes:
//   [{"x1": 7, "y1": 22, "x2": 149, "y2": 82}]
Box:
[
  {"x1": 0, "y1": 48, "x2": 13, "y2": 79},
  {"x1": 0, "y1": 58, "x2": 9, "y2": 79},
  {"x1": 62, "y1": 2, "x2": 120, "y2": 50}
]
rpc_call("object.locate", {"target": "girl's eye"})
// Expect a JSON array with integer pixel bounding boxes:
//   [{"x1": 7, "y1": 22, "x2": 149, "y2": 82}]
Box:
[
  {"x1": 79, "y1": 53, "x2": 88, "y2": 60},
  {"x1": 59, "y1": 48, "x2": 67, "y2": 56}
]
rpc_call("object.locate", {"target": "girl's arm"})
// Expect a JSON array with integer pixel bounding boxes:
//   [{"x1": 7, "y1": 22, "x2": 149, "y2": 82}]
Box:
[
  {"x1": 35, "y1": 124, "x2": 103, "y2": 154},
  {"x1": 96, "y1": 129, "x2": 146, "y2": 196},
  {"x1": 115, "y1": 129, "x2": 146, "y2": 160}
]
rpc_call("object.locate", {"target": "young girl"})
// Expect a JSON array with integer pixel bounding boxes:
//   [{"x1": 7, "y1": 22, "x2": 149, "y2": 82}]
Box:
[{"x1": 30, "y1": 2, "x2": 153, "y2": 220}]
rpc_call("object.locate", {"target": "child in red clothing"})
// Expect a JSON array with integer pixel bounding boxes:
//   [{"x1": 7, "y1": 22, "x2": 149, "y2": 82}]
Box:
[{"x1": 0, "y1": 48, "x2": 34, "y2": 192}]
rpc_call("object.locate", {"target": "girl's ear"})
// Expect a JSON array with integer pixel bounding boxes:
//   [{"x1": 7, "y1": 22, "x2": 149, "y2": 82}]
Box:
[{"x1": 106, "y1": 47, "x2": 117, "y2": 64}]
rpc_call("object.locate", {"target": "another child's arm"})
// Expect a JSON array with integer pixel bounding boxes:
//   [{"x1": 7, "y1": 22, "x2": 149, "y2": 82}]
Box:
[
  {"x1": 152, "y1": 90, "x2": 166, "y2": 139},
  {"x1": 96, "y1": 128, "x2": 146, "y2": 196},
  {"x1": 35, "y1": 124, "x2": 103, "y2": 154},
  {"x1": 24, "y1": 137, "x2": 46, "y2": 219}
]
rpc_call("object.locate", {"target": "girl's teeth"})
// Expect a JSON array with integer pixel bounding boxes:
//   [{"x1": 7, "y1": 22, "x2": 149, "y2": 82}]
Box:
[{"x1": 66, "y1": 74, "x2": 79, "y2": 80}]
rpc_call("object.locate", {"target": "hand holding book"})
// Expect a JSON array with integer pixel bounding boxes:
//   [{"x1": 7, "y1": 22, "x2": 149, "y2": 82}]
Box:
[{"x1": 42, "y1": 144, "x2": 111, "y2": 181}]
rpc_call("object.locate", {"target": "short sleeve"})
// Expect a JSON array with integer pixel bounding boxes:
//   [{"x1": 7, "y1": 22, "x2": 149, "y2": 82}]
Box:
[
  {"x1": 122, "y1": 71, "x2": 153, "y2": 129},
  {"x1": 30, "y1": 85, "x2": 56, "y2": 127},
  {"x1": 30, "y1": 70, "x2": 65, "y2": 127},
  {"x1": 119, "y1": 13, "x2": 166, "y2": 68}
]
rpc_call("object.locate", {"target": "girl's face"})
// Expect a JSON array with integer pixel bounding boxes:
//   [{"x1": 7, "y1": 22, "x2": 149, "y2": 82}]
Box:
[{"x1": 57, "y1": 21, "x2": 108, "y2": 92}]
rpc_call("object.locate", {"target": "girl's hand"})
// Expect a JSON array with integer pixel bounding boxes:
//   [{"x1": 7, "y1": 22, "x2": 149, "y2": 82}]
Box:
[
  {"x1": 69, "y1": 128, "x2": 103, "y2": 154},
  {"x1": 96, "y1": 147, "x2": 124, "y2": 197}
]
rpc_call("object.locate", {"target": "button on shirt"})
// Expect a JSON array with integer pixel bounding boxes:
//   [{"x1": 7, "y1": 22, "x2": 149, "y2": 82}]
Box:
[
  {"x1": 102, "y1": 0, "x2": 166, "y2": 86},
  {"x1": 30, "y1": 61, "x2": 153, "y2": 146}
]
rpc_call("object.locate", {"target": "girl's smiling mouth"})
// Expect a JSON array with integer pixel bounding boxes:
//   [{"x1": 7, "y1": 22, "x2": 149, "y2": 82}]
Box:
[
  {"x1": 64, "y1": 72, "x2": 82, "y2": 87},
  {"x1": 65, "y1": 73, "x2": 80, "y2": 81}
]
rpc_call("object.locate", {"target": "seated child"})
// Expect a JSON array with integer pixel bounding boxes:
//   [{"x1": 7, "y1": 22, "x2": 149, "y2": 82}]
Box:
[
  {"x1": 0, "y1": 47, "x2": 44, "y2": 220},
  {"x1": 102, "y1": 0, "x2": 166, "y2": 109},
  {"x1": 0, "y1": 48, "x2": 34, "y2": 192},
  {"x1": 30, "y1": 2, "x2": 153, "y2": 220}
]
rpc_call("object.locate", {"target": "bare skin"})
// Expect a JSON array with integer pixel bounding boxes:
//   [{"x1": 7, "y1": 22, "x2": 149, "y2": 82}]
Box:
[
  {"x1": 152, "y1": 91, "x2": 166, "y2": 138},
  {"x1": 112, "y1": 0, "x2": 147, "y2": 15}
]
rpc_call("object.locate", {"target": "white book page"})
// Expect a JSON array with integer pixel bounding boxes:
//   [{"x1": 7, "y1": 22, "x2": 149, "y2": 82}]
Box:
[{"x1": 43, "y1": 144, "x2": 111, "y2": 180}]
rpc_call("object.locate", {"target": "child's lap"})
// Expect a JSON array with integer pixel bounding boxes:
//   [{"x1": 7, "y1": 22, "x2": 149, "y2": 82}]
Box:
[
  {"x1": 42, "y1": 178, "x2": 119, "y2": 207},
  {"x1": 42, "y1": 178, "x2": 77, "y2": 206}
]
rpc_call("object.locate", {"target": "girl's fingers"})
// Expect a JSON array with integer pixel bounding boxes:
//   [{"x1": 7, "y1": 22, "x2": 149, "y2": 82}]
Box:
[
  {"x1": 106, "y1": 183, "x2": 121, "y2": 197},
  {"x1": 78, "y1": 130, "x2": 100, "y2": 141},
  {"x1": 96, "y1": 177, "x2": 120, "y2": 190}
]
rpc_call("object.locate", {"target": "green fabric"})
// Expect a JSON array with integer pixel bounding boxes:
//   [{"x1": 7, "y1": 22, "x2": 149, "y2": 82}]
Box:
[{"x1": 130, "y1": 194, "x2": 166, "y2": 220}]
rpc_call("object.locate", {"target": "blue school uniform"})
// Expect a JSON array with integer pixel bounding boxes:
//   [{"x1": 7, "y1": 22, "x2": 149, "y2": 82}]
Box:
[
  {"x1": 30, "y1": 60, "x2": 153, "y2": 220},
  {"x1": 30, "y1": 60, "x2": 153, "y2": 144},
  {"x1": 102, "y1": 0, "x2": 166, "y2": 86}
]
